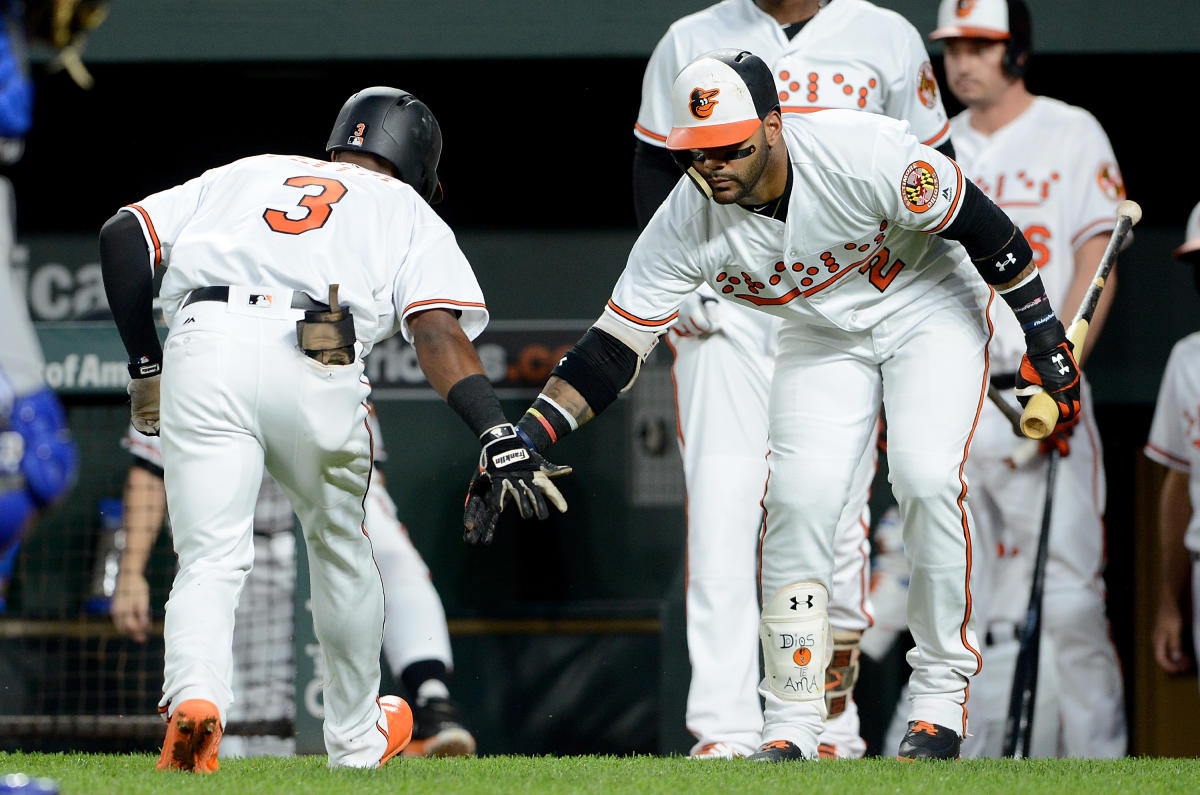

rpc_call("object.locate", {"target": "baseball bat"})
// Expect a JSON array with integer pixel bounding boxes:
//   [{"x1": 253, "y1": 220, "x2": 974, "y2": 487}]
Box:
[
  {"x1": 1020, "y1": 199, "x2": 1142, "y2": 439},
  {"x1": 1001, "y1": 447, "x2": 1059, "y2": 758},
  {"x1": 988, "y1": 383, "x2": 1040, "y2": 468}
]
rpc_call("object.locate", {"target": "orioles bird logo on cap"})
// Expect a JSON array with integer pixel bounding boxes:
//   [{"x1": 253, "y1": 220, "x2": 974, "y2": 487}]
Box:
[
  {"x1": 955, "y1": 0, "x2": 977, "y2": 16},
  {"x1": 689, "y1": 87, "x2": 720, "y2": 120}
]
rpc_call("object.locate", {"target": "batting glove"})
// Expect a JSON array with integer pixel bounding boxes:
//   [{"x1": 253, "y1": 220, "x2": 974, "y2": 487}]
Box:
[
  {"x1": 670, "y1": 292, "x2": 721, "y2": 338},
  {"x1": 1015, "y1": 322, "x2": 1080, "y2": 430},
  {"x1": 128, "y1": 374, "x2": 161, "y2": 436},
  {"x1": 462, "y1": 423, "x2": 571, "y2": 545}
]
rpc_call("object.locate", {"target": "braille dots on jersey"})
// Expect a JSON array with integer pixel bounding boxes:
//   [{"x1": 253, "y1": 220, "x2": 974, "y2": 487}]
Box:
[
  {"x1": 713, "y1": 221, "x2": 900, "y2": 305},
  {"x1": 777, "y1": 69, "x2": 877, "y2": 110}
]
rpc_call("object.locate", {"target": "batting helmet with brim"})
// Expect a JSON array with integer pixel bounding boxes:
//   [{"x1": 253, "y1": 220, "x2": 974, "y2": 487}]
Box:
[
  {"x1": 665, "y1": 49, "x2": 779, "y2": 152},
  {"x1": 929, "y1": 0, "x2": 1032, "y2": 79},
  {"x1": 326, "y1": 86, "x2": 443, "y2": 204}
]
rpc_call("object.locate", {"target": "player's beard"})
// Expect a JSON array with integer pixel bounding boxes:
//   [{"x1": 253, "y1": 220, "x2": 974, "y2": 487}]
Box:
[{"x1": 706, "y1": 142, "x2": 770, "y2": 206}]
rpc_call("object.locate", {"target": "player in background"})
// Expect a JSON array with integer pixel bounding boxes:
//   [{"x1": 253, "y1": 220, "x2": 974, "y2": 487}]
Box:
[
  {"x1": 1148, "y1": 201, "x2": 1200, "y2": 685},
  {"x1": 478, "y1": 49, "x2": 1081, "y2": 761},
  {"x1": 632, "y1": 0, "x2": 956, "y2": 759},
  {"x1": 111, "y1": 404, "x2": 476, "y2": 758},
  {"x1": 928, "y1": 0, "x2": 1126, "y2": 757},
  {"x1": 98, "y1": 86, "x2": 565, "y2": 772},
  {"x1": 0, "y1": 0, "x2": 78, "y2": 611}
]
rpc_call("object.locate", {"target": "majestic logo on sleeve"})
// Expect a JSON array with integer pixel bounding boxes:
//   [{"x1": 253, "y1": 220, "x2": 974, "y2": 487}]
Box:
[
  {"x1": 901, "y1": 161, "x2": 940, "y2": 213},
  {"x1": 689, "y1": 87, "x2": 720, "y2": 120},
  {"x1": 917, "y1": 62, "x2": 939, "y2": 109},
  {"x1": 1096, "y1": 161, "x2": 1126, "y2": 200}
]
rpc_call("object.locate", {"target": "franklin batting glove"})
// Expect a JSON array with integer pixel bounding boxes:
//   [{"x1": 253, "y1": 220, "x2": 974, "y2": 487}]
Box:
[{"x1": 462, "y1": 423, "x2": 570, "y2": 545}]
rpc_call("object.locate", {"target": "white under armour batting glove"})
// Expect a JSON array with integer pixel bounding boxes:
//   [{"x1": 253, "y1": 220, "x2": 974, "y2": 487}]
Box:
[{"x1": 128, "y1": 374, "x2": 161, "y2": 436}]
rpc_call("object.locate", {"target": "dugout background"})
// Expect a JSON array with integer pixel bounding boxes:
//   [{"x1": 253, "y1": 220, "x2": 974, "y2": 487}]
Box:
[{"x1": 3, "y1": 0, "x2": 1200, "y2": 757}]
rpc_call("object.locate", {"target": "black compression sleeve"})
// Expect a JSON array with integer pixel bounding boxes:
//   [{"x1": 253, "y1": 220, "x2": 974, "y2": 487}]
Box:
[
  {"x1": 99, "y1": 211, "x2": 163, "y2": 377},
  {"x1": 632, "y1": 138, "x2": 683, "y2": 230},
  {"x1": 935, "y1": 139, "x2": 956, "y2": 160},
  {"x1": 446, "y1": 373, "x2": 508, "y2": 439},
  {"x1": 549, "y1": 327, "x2": 639, "y2": 415},
  {"x1": 937, "y1": 178, "x2": 1033, "y2": 285}
]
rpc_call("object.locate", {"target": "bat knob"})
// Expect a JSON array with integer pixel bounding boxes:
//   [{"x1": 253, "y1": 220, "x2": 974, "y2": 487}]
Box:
[{"x1": 1117, "y1": 199, "x2": 1142, "y2": 227}]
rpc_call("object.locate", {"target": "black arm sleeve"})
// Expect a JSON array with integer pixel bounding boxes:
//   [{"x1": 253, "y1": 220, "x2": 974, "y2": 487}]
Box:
[
  {"x1": 937, "y1": 178, "x2": 1033, "y2": 285},
  {"x1": 99, "y1": 211, "x2": 162, "y2": 376},
  {"x1": 632, "y1": 138, "x2": 683, "y2": 231},
  {"x1": 549, "y1": 327, "x2": 640, "y2": 415},
  {"x1": 935, "y1": 139, "x2": 956, "y2": 160}
]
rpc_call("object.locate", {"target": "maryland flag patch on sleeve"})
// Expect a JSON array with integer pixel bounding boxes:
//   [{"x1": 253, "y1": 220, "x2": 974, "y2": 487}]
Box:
[{"x1": 901, "y1": 160, "x2": 940, "y2": 213}]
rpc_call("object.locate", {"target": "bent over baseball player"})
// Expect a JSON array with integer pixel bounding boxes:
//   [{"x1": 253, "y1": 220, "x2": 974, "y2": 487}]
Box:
[
  {"x1": 472, "y1": 50, "x2": 1082, "y2": 760},
  {"x1": 632, "y1": 0, "x2": 957, "y2": 759},
  {"x1": 98, "y1": 86, "x2": 565, "y2": 772}
]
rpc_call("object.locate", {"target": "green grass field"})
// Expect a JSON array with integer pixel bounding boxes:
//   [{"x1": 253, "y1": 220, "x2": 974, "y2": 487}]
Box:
[{"x1": 3, "y1": 754, "x2": 1200, "y2": 794}]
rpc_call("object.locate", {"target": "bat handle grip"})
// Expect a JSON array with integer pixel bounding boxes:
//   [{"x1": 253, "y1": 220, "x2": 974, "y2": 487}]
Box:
[{"x1": 1018, "y1": 319, "x2": 1089, "y2": 440}]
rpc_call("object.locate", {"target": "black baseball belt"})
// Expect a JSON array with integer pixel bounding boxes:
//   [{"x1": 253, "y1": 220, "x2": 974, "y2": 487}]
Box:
[{"x1": 182, "y1": 285, "x2": 329, "y2": 312}]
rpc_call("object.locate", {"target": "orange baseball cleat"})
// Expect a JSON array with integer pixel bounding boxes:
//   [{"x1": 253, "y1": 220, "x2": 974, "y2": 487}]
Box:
[
  {"x1": 156, "y1": 699, "x2": 222, "y2": 773},
  {"x1": 377, "y1": 695, "x2": 414, "y2": 767}
]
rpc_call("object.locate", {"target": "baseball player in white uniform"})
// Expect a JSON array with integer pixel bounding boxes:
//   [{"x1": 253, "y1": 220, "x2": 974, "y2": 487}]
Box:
[
  {"x1": 494, "y1": 49, "x2": 1081, "y2": 761},
  {"x1": 929, "y1": 0, "x2": 1127, "y2": 758},
  {"x1": 112, "y1": 404, "x2": 475, "y2": 759},
  {"x1": 632, "y1": 0, "x2": 955, "y2": 759},
  {"x1": 98, "y1": 87, "x2": 565, "y2": 772},
  {"x1": 1148, "y1": 201, "x2": 1200, "y2": 688}
]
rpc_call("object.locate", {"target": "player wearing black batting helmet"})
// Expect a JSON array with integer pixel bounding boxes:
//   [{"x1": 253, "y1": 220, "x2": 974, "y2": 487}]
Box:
[{"x1": 327, "y1": 87, "x2": 444, "y2": 204}]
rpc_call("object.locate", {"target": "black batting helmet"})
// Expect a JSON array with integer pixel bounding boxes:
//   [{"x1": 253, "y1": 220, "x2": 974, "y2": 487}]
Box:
[{"x1": 326, "y1": 87, "x2": 443, "y2": 204}]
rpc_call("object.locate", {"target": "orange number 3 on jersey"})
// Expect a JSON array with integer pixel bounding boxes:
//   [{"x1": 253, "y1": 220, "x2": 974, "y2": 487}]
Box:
[{"x1": 263, "y1": 176, "x2": 348, "y2": 235}]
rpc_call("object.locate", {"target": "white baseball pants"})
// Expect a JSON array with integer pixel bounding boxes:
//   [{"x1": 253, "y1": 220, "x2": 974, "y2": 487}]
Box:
[
  {"x1": 762, "y1": 294, "x2": 990, "y2": 753},
  {"x1": 962, "y1": 378, "x2": 1126, "y2": 757},
  {"x1": 366, "y1": 483, "x2": 454, "y2": 675},
  {"x1": 668, "y1": 301, "x2": 873, "y2": 758},
  {"x1": 158, "y1": 297, "x2": 388, "y2": 768}
]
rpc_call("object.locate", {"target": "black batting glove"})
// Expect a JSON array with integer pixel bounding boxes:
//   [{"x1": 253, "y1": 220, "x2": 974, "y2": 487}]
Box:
[
  {"x1": 462, "y1": 423, "x2": 571, "y2": 545},
  {"x1": 1015, "y1": 321, "x2": 1081, "y2": 430}
]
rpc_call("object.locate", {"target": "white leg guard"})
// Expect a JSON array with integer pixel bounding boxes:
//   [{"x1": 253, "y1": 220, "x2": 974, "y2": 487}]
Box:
[
  {"x1": 825, "y1": 629, "x2": 862, "y2": 718},
  {"x1": 760, "y1": 582, "x2": 831, "y2": 716}
]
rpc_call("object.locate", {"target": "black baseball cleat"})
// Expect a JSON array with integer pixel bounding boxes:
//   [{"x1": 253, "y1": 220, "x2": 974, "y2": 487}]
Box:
[
  {"x1": 403, "y1": 697, "x2": 477, "y2": 757},
  {"x1": 747, "y1": 739, "x2": 807, "y2": 762},
  {"x1": 896, "y1": 720, "x2": 961, "y2": 760}
]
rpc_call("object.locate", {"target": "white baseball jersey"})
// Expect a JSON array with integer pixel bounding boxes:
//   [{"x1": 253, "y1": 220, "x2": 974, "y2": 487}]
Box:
[
  {"x1": 0, "y1": 176, "x2": 46, "y2": 396},
  {"x1": 1147, "y1": 332, "x2": 1200, "y2": 552},
  {"x1": 635, "y1": 0, "x2": 950, "y2": 150},
  {"x1": 121, "y1": 154, "x2": 488, "y2": 351},
  {"x1": 612, "y1": 111, "x2": 979, "y2": 333},
  {"x1": 951, "y1": 97, "x2": 1125, "y2": 373}
]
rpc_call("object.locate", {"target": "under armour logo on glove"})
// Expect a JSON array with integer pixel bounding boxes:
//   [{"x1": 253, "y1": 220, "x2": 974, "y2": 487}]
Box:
[{"x1": 1015, "y1": 324, "x2": 1081, "y2": 430}]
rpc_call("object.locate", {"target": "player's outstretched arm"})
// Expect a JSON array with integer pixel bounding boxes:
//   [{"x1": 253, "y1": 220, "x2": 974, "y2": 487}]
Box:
[
  {"x1": 407, "y1": 308, "x2": 570, "y2": 545},
  {"x1": 938, "y1": 179, "x2": 1080, "y2": 432}
]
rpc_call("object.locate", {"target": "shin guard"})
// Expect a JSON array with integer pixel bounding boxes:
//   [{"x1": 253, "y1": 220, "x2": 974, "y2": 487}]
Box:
[{"x1": 760, "y1": 581, "x2": 831, "y2": 715}]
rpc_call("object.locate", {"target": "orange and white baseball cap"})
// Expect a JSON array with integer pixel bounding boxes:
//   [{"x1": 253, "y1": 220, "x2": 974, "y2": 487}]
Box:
[
  {"x1": 665, "y1": 49, "x2": 779, "y2": 151},
  {"x1": 1174, "y1": 201, "x2": 1200, "y2": 261},
  {"x1": 929, "y1": 0, "x2": 1012, "y2": 41}
]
